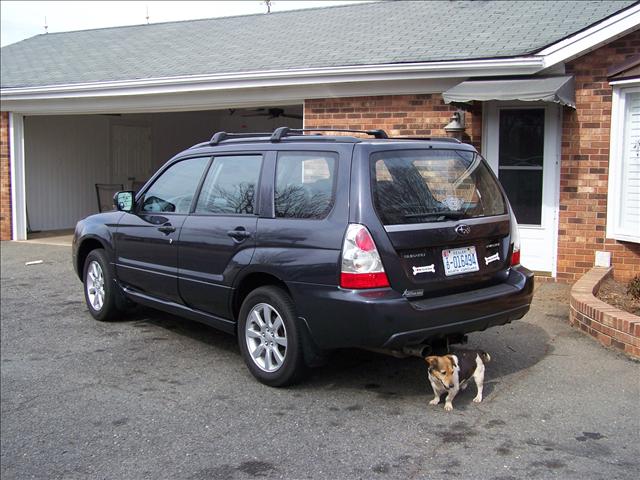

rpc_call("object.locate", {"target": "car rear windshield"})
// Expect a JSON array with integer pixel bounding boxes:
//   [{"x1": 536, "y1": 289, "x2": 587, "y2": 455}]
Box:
[{"x1": 371, "y1": 149, "x2": 507, "y2": 225}]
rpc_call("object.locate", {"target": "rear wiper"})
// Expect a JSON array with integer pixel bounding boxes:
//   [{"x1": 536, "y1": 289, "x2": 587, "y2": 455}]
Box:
[{"x1": 404, "y1": 211, "x2": 466, "y2": 220}]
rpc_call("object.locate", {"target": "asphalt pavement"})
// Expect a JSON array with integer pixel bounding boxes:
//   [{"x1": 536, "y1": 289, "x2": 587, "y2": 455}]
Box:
[{"x1": 1, "y1": 241, "x2": 638, "y2": 480}]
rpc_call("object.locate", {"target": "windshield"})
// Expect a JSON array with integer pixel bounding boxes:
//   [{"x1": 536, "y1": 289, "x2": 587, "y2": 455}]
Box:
[{"x1": 371, "y1": 149, "x2": 507, "y2": 225}]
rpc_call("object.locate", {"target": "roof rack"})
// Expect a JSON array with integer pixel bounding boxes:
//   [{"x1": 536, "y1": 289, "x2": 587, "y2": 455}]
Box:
[
  {"x1": 393, "y1": 136, "x2": 462, "y2": 144},
  {"x1": 270, "y1": 127, "x2": 388, "y2": 142},
  {"x1": 209, "y1": 131, "x2": 272, "y2": 146},
  {"x1": 206, "y1": 128, "x2": 462, "y2": 146}
]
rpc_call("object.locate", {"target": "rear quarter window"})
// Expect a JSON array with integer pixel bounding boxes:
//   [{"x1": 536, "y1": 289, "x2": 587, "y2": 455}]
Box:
[
  {"x1": 274, "y1": 151, "x2": 337, "y2": 219},
  {"x1": 371, "y1": 149, "x2": 506, "y2": 225}
]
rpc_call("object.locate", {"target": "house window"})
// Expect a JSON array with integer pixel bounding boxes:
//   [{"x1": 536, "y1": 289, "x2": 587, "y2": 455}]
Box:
[{"x1": 607, "y1": 86, "x2": 640, "y2": 243}]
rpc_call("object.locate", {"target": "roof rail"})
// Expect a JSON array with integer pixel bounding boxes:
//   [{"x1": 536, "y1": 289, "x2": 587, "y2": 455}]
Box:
[
  {"x1": 209, "y1": 131, "x2": 272, "y2": 146},
  {"x1": 393, "y1": 136, "x2": 462, "y2": 144},
  {"x1": 270, "y1": 127, "x2": 388, "y2": 142},
  {"x1": 207, "y1": 128, "x2": 462, "y2": 146}
]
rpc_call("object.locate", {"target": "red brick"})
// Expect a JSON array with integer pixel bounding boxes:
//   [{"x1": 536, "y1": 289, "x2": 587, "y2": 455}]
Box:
[
  {"x1": 304, "y1": 94, "x2": 480, "y2": 146},
  {"x1": 0, "y1": 112, "x2": 11, "y2": 240},
  {"x1": 558, "y1": 30, "x2": 640, "y2": 282}
]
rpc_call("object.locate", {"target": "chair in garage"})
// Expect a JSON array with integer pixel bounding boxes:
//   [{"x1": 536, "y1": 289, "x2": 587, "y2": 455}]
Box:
[{"x1": 95, "y1": 183, "x2": 124, "y2": 212}]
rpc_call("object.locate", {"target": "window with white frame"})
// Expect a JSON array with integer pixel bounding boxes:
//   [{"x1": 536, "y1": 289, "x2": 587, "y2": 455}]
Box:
[{"x1": 607, "y1": 85, "x2": 640, "y2": 243}]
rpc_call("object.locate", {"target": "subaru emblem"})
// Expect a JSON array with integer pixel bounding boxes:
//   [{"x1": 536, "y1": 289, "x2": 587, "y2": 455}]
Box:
[{"x1": 455, "y1": 224, "x2": 471, "y2": 236}]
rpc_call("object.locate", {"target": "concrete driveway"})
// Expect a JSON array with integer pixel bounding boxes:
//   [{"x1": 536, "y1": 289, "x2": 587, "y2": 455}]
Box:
[{"x1": 1, "y1": 241, "x2": 638, "y2": 480}]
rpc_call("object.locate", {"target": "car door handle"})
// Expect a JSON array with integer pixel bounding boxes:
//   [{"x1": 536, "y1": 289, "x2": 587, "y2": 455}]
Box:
[
  {"x1": 158, "y1": 225, "x2": 176, "y2": 234},
  {"x1": 227, "y1": 228, "x2": 251, "y2": 241}
]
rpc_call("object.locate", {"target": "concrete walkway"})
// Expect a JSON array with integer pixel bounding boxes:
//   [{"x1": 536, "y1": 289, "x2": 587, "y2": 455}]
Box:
[{"x1": 20, "y1": 229, "x2": 74, "y2": 247}]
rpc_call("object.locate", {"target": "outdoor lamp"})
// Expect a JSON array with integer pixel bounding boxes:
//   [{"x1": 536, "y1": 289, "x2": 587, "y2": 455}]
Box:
[{"x1": 444, "y1": 110, "x2": 466, "y2": 137}]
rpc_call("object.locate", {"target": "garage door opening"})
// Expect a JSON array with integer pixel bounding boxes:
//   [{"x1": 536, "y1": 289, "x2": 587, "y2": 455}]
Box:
[{"x1": 22, "y1": 105, "x2": 303, "y2": 237}]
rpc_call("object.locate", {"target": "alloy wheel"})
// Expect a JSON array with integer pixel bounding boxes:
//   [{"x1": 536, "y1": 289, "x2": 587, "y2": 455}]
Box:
[
  {"x1": 245, "y1": 303, "x2": 288, "y2": 372},
  {"x1": 86, "y1": 260, "x2": 105, "y2": 311}
]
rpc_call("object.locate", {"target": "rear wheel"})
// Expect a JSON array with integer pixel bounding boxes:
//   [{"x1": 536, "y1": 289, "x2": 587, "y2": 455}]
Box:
[
  {"x1": 238, "y1": 286, "x2": 307, "y2": 387},
  {"x1": 83, "y1": 249, "x2": 124, "y2": 322}
]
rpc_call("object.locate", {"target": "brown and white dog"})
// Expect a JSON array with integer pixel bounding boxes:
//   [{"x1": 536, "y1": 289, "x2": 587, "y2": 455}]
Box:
[{"x1": 425, "y1": 350, "x2": 491, "y2": 411}]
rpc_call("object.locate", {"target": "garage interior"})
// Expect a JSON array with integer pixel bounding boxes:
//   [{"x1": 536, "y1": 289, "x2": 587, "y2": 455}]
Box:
[{"x1": 23, "y1": 105, "x2": 303, "y2": 235}]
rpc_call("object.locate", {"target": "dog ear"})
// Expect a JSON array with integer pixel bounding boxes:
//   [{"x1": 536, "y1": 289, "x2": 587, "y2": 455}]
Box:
[
  {"x1": 446, "y1": 355, "x2": 458, "y2": 369},
  {"x1": 425, "y1": 356, "x2": 438, "y2": 369}
]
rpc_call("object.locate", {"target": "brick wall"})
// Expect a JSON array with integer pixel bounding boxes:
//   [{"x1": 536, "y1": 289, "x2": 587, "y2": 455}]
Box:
[
  {"x1": 304, "y1": 34, "x2": 640, "y2": 284},
  {"x1": 570, "y1": 267, "x2": 640, "y2": 359},
  {"x1": 304, "y1": 94, "x2": 482, "y2": 150},
  {"x1": 0, "y1": 112, "x2": 11, "y2": 241},
  {"x1": 558, "y1": 30, "x2": 640, "y2": 282}
]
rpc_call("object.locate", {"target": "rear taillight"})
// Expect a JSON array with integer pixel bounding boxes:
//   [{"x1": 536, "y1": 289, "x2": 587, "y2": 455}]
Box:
[
  {"x1": 511, "y1": 248, "x2": 521, "y2": 266},
  {"x1": 509, "y1": 209, "x2": 521, "y2": 266},
  {"x1": 340, "y1": 224, "x2": 390, "y2": 289}
]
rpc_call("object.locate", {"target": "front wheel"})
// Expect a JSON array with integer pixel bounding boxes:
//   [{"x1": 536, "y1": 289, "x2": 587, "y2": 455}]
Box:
[
  {"x1": 238, "y1": 286, "x2": 307, "y2": 387},
  {"x1": 83, "y1": 249, "x2": 124, "y2": 322}
]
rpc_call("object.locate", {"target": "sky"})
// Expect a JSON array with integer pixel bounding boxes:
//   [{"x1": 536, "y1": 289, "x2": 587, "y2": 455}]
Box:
[{"x1": 1, "y1": 1, "x2": 367, "y2": 47}]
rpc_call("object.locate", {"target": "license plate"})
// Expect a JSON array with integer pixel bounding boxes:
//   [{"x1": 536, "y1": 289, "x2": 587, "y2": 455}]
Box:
[{"x1": 442, "y1": 246, "x2": 479, "y2": 276}]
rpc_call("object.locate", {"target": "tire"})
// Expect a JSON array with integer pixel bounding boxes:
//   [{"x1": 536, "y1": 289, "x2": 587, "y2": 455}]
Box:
[
  {"x1": 238, "y1": 286, "x2": 307, "y2": 387},
  {"x1": 83, "y1": 249, "x2": 124, "y2": 322}
]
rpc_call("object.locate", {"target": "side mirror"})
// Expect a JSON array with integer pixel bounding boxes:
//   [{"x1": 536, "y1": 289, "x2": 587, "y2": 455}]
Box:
[{"x1": 114, "y1": 191, "x2": 135, "y2": 212}]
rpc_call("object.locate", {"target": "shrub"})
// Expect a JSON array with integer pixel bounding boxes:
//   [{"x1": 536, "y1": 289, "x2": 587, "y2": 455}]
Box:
[{"x1": 627, "y1": 275, "x2": 640, "y2": 301}]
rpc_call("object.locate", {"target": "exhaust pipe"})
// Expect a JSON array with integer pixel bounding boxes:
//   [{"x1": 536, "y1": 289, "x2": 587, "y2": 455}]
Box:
[
  {"x1": 362, "y1": 345, "x2": 431, "y2": 359},
  {"x1": 366, "y1": 335, "x2": 467, "y2": 359},
  {"x1": 402, "y1": 344, "x2": 431, "y2": 358},
  {"x1": 362, "y1": 344, "x2": 432, "y2": 359}
]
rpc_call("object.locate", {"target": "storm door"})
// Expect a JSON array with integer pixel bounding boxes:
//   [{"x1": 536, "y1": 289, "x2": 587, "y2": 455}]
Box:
[{"x1": 484, "y1": 103, "x2": 561, "y2": 274}]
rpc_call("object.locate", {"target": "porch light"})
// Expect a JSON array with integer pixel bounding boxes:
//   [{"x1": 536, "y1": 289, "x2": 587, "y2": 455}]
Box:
[{"x1": 444, "y1": 110, "x2": 466, "y2": 135}]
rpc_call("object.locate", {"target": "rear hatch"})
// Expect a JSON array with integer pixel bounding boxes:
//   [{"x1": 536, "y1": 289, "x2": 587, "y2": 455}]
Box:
[{"x1": 369, "y1": 148, "x2": 512, "y2": 296}]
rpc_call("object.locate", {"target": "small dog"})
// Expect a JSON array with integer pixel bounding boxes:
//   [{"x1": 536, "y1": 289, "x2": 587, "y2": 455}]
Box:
[{"x1": 425, "y1": 350, "x2": 491, "y2": 411}]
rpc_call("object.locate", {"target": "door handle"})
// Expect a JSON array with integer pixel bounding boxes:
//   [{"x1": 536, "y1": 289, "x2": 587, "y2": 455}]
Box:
[
  {"x1": 158, "y1": 225, "x2": 176, "y2": 234},
  {"x1": 227, "y1": 228, "x2": 251, "y2": 241}
]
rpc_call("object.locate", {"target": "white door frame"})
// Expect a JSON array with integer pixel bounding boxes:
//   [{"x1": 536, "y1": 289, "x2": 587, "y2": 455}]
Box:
[
  {"x1": 482, "y1": 101, "x2": 562, "y2": 276},
  {"x1": 9, "y1": 112, "x2": 27, "y2": 241}
]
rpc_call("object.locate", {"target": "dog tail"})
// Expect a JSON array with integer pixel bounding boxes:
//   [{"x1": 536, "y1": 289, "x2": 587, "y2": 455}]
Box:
[{"x1": 479, "y1": 351, "x2": 491, "y2": 363}]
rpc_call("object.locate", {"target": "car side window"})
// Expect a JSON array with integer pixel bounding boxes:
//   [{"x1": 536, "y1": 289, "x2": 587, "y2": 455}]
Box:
[
  {"x1": 194, "y1": 155, "x2": 263, "y2": 215},
  {"x1": 141, "y1": 157, "x2": 209, "y2": 213},
  {"x1": 141, "y1": 157, "x2": 209, "y2": 214},
  {"x1": 275, "y1": 151, "x2": 337, "y2": 219}
]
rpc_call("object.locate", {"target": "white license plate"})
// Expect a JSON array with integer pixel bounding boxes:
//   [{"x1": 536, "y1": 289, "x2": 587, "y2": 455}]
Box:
[{"x1": 442, "y1": 246, "x2": 479, "y2": 276}]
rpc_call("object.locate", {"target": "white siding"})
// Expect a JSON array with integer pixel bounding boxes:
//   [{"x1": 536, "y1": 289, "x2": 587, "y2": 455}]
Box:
[
  {"x1": 24, "y1": 115, "x2": 110, "y2": 231},
  {"x1": 110, "y1": 125, "x2": 153, "y2": 188},
  {"x1": 22, "y1": 107, "x2": 302, "y2": 232}
]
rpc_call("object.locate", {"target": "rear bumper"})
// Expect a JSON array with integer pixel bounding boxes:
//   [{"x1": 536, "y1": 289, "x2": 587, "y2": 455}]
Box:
[{"x1": 288, "y1": 266, "x2": 534, "y2": 350}]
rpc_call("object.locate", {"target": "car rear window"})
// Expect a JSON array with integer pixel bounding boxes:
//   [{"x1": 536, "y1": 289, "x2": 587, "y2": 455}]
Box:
[{"x1": 371, "y1": 149, "x2": 506, "y2": 225}]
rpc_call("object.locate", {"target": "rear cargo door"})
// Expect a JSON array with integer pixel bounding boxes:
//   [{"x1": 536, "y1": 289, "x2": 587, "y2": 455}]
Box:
[{"x1": 362, "y1": 147, "x2": 513, "y2": 296}]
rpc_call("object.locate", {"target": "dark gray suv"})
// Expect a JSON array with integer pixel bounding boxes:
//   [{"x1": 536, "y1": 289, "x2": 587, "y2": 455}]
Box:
[{"x1": 72, "y1": 127, "x2": 533, "y2": 386}]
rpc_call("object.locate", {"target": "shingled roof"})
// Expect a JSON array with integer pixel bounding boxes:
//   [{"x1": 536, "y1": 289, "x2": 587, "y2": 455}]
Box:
[{"x1": 1, "y1": 0, "x2": 636, "y2": 89}]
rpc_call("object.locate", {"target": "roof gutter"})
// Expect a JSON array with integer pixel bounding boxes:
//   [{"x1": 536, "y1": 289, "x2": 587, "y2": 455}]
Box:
[{"x1": 1, "y1": 57, "x2": 544, "y2": 101}]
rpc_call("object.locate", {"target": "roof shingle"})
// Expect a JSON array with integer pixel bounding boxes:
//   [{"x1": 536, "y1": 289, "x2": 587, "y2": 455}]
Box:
[{"x1": 1, "y1": 0, "x2": 636, "y2": 88}]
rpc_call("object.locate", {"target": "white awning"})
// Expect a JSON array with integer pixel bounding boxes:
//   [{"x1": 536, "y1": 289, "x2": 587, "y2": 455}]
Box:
[{"x1": 442, "y1": 76, "x2": 575, "y2": 108}]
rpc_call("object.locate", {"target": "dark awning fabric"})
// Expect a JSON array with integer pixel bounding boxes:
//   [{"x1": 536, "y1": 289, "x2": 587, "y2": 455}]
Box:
[{"x1": 442, "y1": 76, "x2": 576, "y2": 108}]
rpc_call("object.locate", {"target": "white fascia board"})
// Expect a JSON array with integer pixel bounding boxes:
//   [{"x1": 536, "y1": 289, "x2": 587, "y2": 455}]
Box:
[
  {"x1": 537, "y1": 4, "x2": 640, "y2": 68},
  {"x1": 610, "y1": 78, "x2": 640, "y2": 86},
  {"x1": 0, "y1": 78, "x2": 464, "y2": 115},
  {"x1": 0, "y1": 57, "x2": 543, "y2": 102}
]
